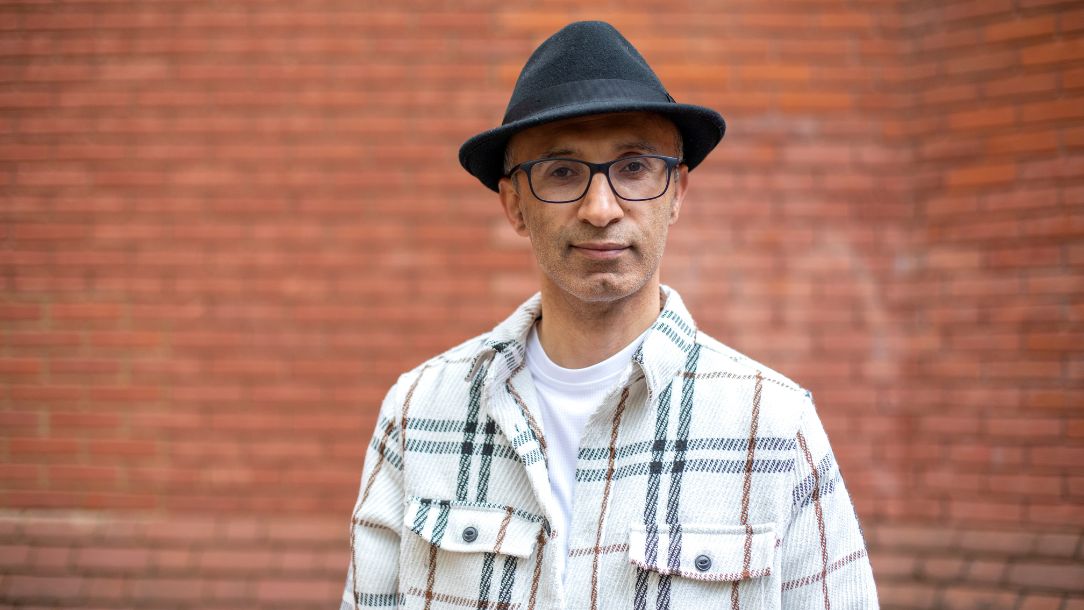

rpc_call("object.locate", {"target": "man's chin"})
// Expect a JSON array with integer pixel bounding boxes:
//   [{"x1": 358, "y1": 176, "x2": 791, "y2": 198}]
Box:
[{"x1": 557, "y1": 273, "x2": 648, "y2": 304}]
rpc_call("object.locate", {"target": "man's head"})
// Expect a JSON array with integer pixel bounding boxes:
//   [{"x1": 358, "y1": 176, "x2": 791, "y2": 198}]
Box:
[
  {"x1": 497, "y1": 111, "x2": 687, "y2": 304},
  {"x1": 458, "y1": 21, "x2": 724, "y2": 305}
]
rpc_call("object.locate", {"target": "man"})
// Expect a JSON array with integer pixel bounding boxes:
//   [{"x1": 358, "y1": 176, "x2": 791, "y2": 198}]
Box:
[{"x1": 341, "y1": 21, "x2": 878, "y2": 610}]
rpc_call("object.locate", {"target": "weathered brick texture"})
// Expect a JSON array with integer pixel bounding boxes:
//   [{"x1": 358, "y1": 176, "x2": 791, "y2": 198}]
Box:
[{"x1": 1, "y1": 1, "x2": 1080, "y2": 608}]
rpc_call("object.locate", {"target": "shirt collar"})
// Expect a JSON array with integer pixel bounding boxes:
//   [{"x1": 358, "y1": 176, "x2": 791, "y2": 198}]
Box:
[{"x1": 469, "y1": 286, "x2": 698, "y2": 399}]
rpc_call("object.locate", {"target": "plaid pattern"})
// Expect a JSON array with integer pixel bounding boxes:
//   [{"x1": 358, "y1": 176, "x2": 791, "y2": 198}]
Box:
[{"x1": 342, "y1": 288, "x2": 878, "y2": 610}]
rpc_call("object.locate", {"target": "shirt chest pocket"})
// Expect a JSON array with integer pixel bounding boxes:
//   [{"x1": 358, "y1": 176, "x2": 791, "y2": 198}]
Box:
[
  {"x1": 398, "y1": 497, "x2": 545, "y2": 610},
  {"x1": 628, "y1": 522, "x2": 779, "y2": 609}
]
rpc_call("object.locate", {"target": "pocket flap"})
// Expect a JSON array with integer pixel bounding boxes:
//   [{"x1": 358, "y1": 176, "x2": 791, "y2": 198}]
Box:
[
  {"x1": 628, "y1": 522, "x2": 776, "y2": 581},
  {"x1": 404, "y1": 497, "x2": 544, "y2": 558}
]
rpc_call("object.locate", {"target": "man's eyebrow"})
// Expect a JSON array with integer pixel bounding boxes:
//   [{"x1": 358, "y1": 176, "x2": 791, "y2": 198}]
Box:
[
  {"x1": 536, "y1": 141, "x2": 661, "y2": 159},
  {"x1": 616, "y1": 141, "x2": 660, "y2": 154},
  {"x1": 538, "y1": 147, "x2": 577, "y2": 159}
]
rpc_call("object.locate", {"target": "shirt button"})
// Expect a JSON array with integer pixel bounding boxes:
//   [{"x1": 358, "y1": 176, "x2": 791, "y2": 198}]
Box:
[
  {"x1": 462, "y1": 526, "x2": 479, "y2": 543},
  {"x1": 694, "y1": 554, "x2": 712, "y2": 572}
]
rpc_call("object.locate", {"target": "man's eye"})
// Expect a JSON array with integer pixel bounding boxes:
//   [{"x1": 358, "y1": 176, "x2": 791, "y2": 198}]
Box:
[
  {"x1": 547, "y1": 165, "x2": 580, "y2": 179},
  {"x1": 617, "y1": 159, "x2": 650, "y2": 175}
]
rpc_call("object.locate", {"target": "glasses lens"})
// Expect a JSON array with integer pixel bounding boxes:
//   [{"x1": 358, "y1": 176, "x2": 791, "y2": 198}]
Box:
[
  {"x1": 608, "y1": 156, "x2": 669, "y2": 200},
  {"x1": 528, "y1": 159, "x2": 590, "y2": 203}
]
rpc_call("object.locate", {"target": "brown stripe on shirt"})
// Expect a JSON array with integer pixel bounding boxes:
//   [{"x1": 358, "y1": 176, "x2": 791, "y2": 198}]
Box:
[
  {"x1": 493, "y1": 505, "x2": 514, "y2": 555},
  {"x1": 591, "y1": 385, "x2": 631, "y2": 610},
  {"x1": 797, "y1": 430, "x2": 831, "y2": 610}
]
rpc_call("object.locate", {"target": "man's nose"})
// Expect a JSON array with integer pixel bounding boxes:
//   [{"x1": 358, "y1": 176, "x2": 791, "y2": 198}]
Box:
[{"x1": 576, "y1": 171, "x2": 624, "y2": 227}]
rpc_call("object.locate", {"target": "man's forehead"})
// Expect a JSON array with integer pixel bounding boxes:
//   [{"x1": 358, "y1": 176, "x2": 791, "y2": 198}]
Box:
[{"x1": 509, "y1": 112, "x2": 679, "y2": 157}]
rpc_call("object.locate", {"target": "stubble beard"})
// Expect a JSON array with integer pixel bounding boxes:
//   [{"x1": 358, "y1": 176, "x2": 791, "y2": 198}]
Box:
[{"x1": 532, "y1": 225, "x2": 668, "y2": 306}]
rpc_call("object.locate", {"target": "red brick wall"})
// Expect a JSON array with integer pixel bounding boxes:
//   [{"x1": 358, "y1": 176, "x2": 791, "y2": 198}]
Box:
[
  {"x1": 1, "y1": 1, "x2": 1080, "y2": 608},
  {"x1": 867, "y1": 1, "x2": 1084, "y2": 607}
]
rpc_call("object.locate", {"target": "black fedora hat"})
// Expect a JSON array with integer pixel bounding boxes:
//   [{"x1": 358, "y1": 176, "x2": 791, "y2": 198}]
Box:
[{"x1": 459, "y1": 21, "x2": 726, "y2": 192}]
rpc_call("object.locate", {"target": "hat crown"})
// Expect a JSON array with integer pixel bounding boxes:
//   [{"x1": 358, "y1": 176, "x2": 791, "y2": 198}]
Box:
[
  {"x1": 458, "y1": 20, "x2": 725, "y2": 193},
  {"x1": 503, "y1": 21, "x2": 670, "y2": 125}
]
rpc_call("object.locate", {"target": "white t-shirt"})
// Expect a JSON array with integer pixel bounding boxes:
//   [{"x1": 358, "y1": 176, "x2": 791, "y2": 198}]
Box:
[{"x1": 525, "y1": 324, "x2": 646, "y2": 588}]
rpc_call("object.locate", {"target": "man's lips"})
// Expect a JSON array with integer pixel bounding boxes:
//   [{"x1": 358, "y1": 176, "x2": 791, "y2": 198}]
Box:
[{"x1": 571, "y1": 242, "x2": 629, "y2": 260}]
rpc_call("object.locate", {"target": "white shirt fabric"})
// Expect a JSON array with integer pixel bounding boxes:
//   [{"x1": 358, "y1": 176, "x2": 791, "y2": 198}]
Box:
[
  {"x1": 342, "y1": 287, "x2": 880, "y2": 610},
  {"x1": 525, "y1": 323, "x2": 647, "y2": 589}
]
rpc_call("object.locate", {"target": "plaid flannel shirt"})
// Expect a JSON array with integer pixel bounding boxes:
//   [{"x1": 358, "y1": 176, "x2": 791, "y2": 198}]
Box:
[{"x1": 341, "y1": 287, "x2": 878, "y2": 610}]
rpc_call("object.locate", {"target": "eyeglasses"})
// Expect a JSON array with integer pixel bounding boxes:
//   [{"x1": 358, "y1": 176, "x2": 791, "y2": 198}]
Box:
[{"x1": 506, "y1": 155, "x2": 680, "y2": 204}]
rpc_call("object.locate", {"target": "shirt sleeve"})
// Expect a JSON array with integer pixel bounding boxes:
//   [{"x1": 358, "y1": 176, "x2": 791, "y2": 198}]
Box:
[
  {"x1": 339, "y1": 379, "x2": 407, "y2": 610},
  {"x1": 779, "y1": 392, "x2": 879, "y2": 609}
]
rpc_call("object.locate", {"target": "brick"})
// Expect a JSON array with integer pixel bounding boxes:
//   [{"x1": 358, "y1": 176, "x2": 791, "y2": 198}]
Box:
[
  {"x1": 199, "y1": 549, "x2": 275, "y2": 572},
  {"x1": 83, "y1": 576, "x2": 126, "y2": 601},
  {"x1": 915, "y1": 31, "x2": 966, "y2": 54},
  {"x1": 947, "y1": 106, "x2": 1016, "y2": 130},
  {"x1": 150, "y1": 548, "x2": 193, "y2": 571},
  {"x1": 129, "y1": 577, "x2": 204, "y2": 601},
  {"x1": 949, "y1": 444, "x2": 1023, "y2": 468},
  {"x1": 1021, "y1": 99, "x2": 1084, "y2": 123},
  {"x1": 777, "y1": 91, "x2": 853, "y2": 111},
  {"x1": 1024, "y1": 390, "x2": 1076, "y2": 410},
  {"x1": 87, "y1": 439, "x2": 157, "y2": 458},
  {"x1": 984, "y1": 15, "x2": 1058, "y2": 42},
  {"x1": 254, "y1": 577, "x2": 339, "y2": 602},
  {"x1": 1026, "y1": 332, "x2": 1084, "y2": 351},
  {"x1": 1008, "y1": 561, "x2": 1084, "y2": 591},
  {"x1": 48, "y1": 465, "x2": 120, "y2": 486},
  {"x1": 1031, "y1": 447, "x2": 1084, "y2": 468},
  {"x1": 949, "y1": 499, "x2": 1024, "y2": 523},
  {"x1": 0, "y1": 358, "x2": 42, "y2": 376},
  {"x1": 923, "y1": 469, "x2": 983, "y2": 493},
  {"x1": 1018, "y1": 594, "x2": 1066, "y2": 610},
  {"x1": 984, "y1": 360, "x2": 1063, "y2": 380},
  {"x1": 1032, "y1": 533, "x2": 1082, "y2": 559},
  {"x1": 920, "y1": 556, "x2": 968, "y2": 581},
  {"x1": 878, "y1": 581, "x2": 938, "y2": 607},
  {"x1": 1021, "y1": 39, "x2": 1084, "y2": 65},
  {"x1": 6, "y1": 575, "x2": 83, "y2": 600},
  {"x1": 986, "y1": 418, "x2": 1062, "y2": 438},
  {"x1": 50, "y1": 412, "x2": 122, "y2": 429},
  {"x1": 1066, "y1": 67, "x2": 1084, "y2": 91},
  {"x1": 9, "y1": 438, "x2": 80, "y2": 456},
  {"x1": 0, "y1": 463, "x2": 39, "y2": 484},
  {"x1": 50, "y1": 303, "x2": 123, "y2": 321},
  {"x1": 945, "y1": 163, "x2": 1017, "y2": 188},
  {"x1": 943, "y1": 49, "x2": 1017, "y2": 77},
  {"x1": 876, "y1": 524, "x2": 958, "y2": 551},
  {"x1": 985, "y1": 71, "x2": 1058, "y2": 98},
  {"x1": 966, "y1": 558, "x2": 1008, "y2": 583},
  {"x1": 985, "y1": 129, "x2": 1059, "y2": 154},
  {"x1": 6, "y1": 490, "x2": 84, "y2": 509},
  {"x1": 941, "y1": 585, "x2": 1019, "y2": 609},
  {"x1": 29, "y1": 546, "x2": 72, "y2": 571},
  {"x1": 987, "y1": 474, "x2": 1062, "y2": 497},
  {"x1": 0, "y1": 304, "x2": 42, "y2": 320},
  {"x1": 986, "y1": 244, "x2": 1060, "y2": 267},
  {"x1": 0, "y1": 544, "x2": 31, "y2": 569}
]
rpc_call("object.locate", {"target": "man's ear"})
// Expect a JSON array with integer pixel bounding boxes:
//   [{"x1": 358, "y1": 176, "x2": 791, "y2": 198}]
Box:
[
  {"x1": 668, "y1": 165, "x2": 689, "y2": 225},
  {"x1": 498, "y1": 176, "x2": 530, "y2": 236}
]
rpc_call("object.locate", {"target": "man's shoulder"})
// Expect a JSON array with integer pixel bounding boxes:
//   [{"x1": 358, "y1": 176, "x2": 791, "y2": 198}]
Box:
[
  {"x1": 395, "y1": 331, "x2": 492, "y2": 383},
  {"x1": 691, "y1": 329, "x2": 810, "y2": 401}
]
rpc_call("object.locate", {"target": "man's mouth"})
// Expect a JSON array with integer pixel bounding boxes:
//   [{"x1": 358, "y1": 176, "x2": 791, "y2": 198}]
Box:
[{"x1": 571, "y1": 242, "x2": 629, "y2": 260}]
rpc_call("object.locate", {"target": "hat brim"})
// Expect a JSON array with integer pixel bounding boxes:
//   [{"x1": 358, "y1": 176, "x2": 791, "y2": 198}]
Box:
[{"x1": 458, "y1": 101, "x2": 726, "y2": 193}]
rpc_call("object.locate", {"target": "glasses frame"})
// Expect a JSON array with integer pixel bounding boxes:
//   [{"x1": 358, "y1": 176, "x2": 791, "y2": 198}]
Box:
[{"x1": 506, "y1": 154, "x2": 681, "y2": 204}]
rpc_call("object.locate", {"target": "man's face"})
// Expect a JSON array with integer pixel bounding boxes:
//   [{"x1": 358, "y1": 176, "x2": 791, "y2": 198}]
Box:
[{"x1": 498, "y1": 112, "x2": 688, "y2": 305}]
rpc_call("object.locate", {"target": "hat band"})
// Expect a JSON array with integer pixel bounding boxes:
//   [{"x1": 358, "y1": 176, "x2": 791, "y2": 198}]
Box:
[{"x1": 503, "y1": 79, "x2": 674, "y2": 125}]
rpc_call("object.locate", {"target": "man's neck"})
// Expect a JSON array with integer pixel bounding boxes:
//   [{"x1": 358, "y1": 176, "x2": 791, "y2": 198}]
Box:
[{"x1": 535, "y1": 281, "x2": 662, "y2": 369}]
